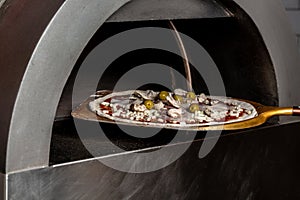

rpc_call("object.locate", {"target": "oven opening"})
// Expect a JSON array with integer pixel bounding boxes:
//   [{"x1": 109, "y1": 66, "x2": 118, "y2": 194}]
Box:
[{"x1": 50, "y1": 14, "x2": 277, "y2": 165}]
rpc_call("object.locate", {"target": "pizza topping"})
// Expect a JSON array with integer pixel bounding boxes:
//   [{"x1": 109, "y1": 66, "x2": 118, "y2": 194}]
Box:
[
  {"x1": 89, "y1": 89, "x2": 258, "y2": 127},
  {"x1": 154, "y1": 101, "x2": 164, "y2": 110},
  {"x1": 167, "y1": 108, "x2": 183, "y2": 118},
  {"x1": 132, "y1": 104, "x2": 147, "y2": 112},
  {"x1": 194, "y1": 111, "x2": 207, "y2": 122},
  {"x1": 186, "y1": 92, "x2": 196, "y2": 100},
  {"x1": 144, "y1": 100, "x2": 154, "y2": 110},
  {"x1": 174, "y1": 88, "x2": 187, "y2": 96},
  {"x1": 173, "y1": 95, "x2": 183, "y2": 103},
  {"x1": 159, "y1": 91, "x2": 169, "y2": 100},
  {"x1": 134, "y1": 90, "x2": 158, "y2": 100},
  {"x1": 100, "y1": 102, "x2": 110, "y2": 107},
  {"x1": 246, "y1": 110, "x2": 252, "y2": 115},
  {"x1": 197, "y1": 93, "x2": 207, "y2": 103},
  {"x1": 211, "y1": 100, "x2": 220, "y2": 105},
  {"x1": 166, "y1": 95, "x2": 180, "y2": 108},
  {"x1": 189, "y1": 104, "x2": 200, "y2": 113}
]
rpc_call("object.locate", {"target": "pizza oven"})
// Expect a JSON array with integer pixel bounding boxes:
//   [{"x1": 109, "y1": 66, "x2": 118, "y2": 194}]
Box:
[{"x1": 1, "y1": 0, "x2": 300, "y2": 199}]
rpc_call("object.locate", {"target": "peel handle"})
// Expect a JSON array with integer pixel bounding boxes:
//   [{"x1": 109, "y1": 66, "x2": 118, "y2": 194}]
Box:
[{"x1": 293, "y1": 106, "x2": 300, "y2": 116}]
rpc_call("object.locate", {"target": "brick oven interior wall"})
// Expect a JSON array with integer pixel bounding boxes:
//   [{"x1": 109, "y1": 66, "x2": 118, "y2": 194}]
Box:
[{"x1": 283, "y1": 0, "x2": 300, "y2": 53}]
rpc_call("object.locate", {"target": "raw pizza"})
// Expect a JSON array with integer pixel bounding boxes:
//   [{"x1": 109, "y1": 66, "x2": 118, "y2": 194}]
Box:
[{"x1": 89, "y1": 89, "x2": 257, "y2": 128}]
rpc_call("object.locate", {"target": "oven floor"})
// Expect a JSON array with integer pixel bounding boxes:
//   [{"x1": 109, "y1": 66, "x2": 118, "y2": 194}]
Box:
[{"x1": 49, "y1": 117, "x2": 292, "y2": 165}]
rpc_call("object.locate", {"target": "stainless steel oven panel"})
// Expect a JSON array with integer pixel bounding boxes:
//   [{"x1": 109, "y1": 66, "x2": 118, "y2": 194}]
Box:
[
  {"x1": 106, "y1": 0, "x2": 232, "y2": 22},
  {"x1": 5, "y1": 0, "x2": 130, "y2": 173},
  {"x1": 234, "y1": 0, "x2": 300, "y2": 107},
  {"x1": 2, "y1": 0, "x2": 300, "y2": 174},
  {"x1": 6, "y1": 122, "x2": 300, "y2": 199}
]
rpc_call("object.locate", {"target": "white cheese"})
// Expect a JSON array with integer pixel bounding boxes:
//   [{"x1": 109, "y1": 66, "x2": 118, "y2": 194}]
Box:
[
  {"x1": 101, "y1": 102, "x2": 110, "y2": 106},
  {"x1": 198, "y1": 93, "x2": 207, "y2": 103},
  {"x1": 154, "y1": 101, "x2": 164, "y2": 110},
  {"x1": 133, "y1": 104, "x2": 147, "y2": 112}
]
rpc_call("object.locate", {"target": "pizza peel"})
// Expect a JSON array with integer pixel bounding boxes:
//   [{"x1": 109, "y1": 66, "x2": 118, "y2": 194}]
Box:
[
  {"x1": 71, "y1": 92, "x2": 300, "y2": 131},
  {"x1": 196, "y1": 102, "x2": 300, "y2": 131}
]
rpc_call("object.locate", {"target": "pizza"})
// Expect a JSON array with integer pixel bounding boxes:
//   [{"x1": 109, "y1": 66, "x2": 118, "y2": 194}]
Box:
[{"x1": 88, "y1": 89, "x2": 258, "y2": 128}]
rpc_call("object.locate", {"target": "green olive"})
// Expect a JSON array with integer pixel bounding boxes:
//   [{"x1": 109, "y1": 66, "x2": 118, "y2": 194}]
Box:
[
  {"x1": 144, "y1": 100, "x2": 154, "y2": 109},
  {"x1": 189, "y1": 103, "x2": 200, "y2": 113},
  {"x1": 186, "y1": 92, "x2": 196, "y2": 100},
  {"x1": 173, "y1": 95, "x2": 183, "y2": 102},
  {"x1": 159, "y1": 91, "x2": 169, "y2": 100}
]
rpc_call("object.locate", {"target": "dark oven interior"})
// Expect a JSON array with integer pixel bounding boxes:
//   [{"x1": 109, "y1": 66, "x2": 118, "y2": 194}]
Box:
[{"x1": 50, "y1": 1, "x2": 278, "y2": 165}]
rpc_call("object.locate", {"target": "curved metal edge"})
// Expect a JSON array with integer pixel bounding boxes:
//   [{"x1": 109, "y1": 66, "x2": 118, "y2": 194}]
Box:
[
  {"x1": 0, "y1": 0, "x2": 66, "y2": 174},
  {"x1": 232, "y1": 0, "x2": 300, "y2": 122},
  {"x1": 106, "y1": 0, "x2": 231, "y2": 22},
  {"x1": 0, "y1": 0, "x2": 6, "y2": 8},
  {"x1": 6, "y1": 0, "x2": 130, "y2": 173},
  {"x1": 5, "y1": 0, "x2": 300, "y2": 173}
]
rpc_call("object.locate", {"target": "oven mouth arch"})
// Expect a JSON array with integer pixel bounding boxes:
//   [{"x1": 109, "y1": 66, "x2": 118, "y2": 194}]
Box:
[
  {"x1": 6, "y1": 0, "x2": 131, "y2": 173},
  {"x1": 5, "y1": 0, "x2": 299, "y2": 174}
]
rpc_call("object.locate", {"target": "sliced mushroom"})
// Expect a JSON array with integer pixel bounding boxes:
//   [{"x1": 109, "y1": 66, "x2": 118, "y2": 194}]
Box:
[
  {"x1": 130, "y1": 98, "x2": 143, "y2": 105},
  {"x1": 133, "y1": 90, "x2": 158, "y2": 100},
  {"x1": 174, "y1": 88, "x2": 188, "y2": 96},
  {"x1": 167, "y1": 108, "x2": 183, "y2": 118},
  {"x1": 166, "y1": 95, "x2": 180, "y2": 108},
  {"x1": 198, "y1": 93, "x2": 207, "y2": 103}
]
